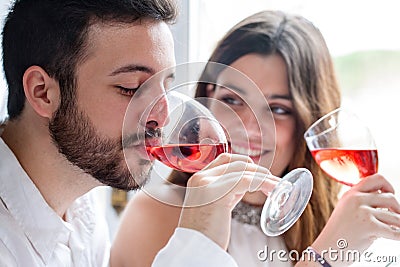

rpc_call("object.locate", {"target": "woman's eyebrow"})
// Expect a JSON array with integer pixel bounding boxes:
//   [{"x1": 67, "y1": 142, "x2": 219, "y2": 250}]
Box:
[
  {"x1": 268, "y1": 94, "x2": 292, "y2": 100},
  {"x1": 218, "y1": 83, "x2": 292, "y2": 101},
  {"x1": 218, "y1": 83, "x2": 247, "y2": 95}
]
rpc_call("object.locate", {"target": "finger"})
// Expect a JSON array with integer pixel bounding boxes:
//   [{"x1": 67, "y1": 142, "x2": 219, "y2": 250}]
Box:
[
  {"x1": 373, "y1": 208, "x2": 400, "y2": 228},
  {"x1": 201, "y1": 153, "x2": 253, "y2": 170},
  {"x1": 222, "y1": 171, "x2": 278, "y2": 194},
  {"x1": 199, "y1": 171, "x2": 277, "y2": 194},
  {"x1": 363, "y1": 192, "x2": 400, "y2": 214},
  {"x1": 370, "y1": 216, "x2": 400, "y2": 241},
  {"x1": 248, "y1": 172, "x2": 279, "y2": 193},
  {"x1": 184, "y1": 171, "x2": 277, "y2": 207},
  {"x1": 196, "y1": 159, "x2": 274, "y2": 179},
  {"x1": 353, "y1": 174, "x2": 395, "y2": 194}
]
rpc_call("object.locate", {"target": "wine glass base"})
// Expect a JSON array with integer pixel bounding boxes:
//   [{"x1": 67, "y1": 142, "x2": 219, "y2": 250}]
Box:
[{"x1": 260, "y1": 168, "x2": 313, "y2": 236}]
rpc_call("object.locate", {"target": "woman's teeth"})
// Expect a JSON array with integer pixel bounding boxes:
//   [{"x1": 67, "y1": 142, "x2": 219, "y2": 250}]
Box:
[{"x1": 231, "y1": 144, "x2": 262, "y2": 157}]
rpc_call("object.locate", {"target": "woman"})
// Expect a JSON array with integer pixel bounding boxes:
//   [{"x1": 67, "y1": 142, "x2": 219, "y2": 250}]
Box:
[{"x1": 111, "y1": 10, "x2": 400, "y2": 267}]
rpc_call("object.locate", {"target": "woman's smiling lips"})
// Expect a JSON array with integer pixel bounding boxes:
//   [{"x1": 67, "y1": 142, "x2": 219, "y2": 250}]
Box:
[{"x1": 229, "y1": 142, "x2": 271, "y2": 157}]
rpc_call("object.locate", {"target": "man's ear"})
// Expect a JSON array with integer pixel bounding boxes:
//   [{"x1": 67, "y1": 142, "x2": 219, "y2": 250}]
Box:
[{"x1": 23, "y1": 66, "x2": 60, "y2": 119}]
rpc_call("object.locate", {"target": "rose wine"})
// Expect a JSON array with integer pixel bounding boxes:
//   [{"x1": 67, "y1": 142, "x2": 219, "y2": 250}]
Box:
[
  {"x1": 311, "y1": 148, "x2": 378, "y2": 186},
  {"x1": 146, "y1": 143, "x2": 227, "y2": 173}
]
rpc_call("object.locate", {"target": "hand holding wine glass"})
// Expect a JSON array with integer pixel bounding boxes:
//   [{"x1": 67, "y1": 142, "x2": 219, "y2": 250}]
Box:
[
  {"x1": 304, "y1": 108, "x2": 400, "y2": 258},
  {"x1": 308, "y1": 174, "x2": 400, "y2": 260}
]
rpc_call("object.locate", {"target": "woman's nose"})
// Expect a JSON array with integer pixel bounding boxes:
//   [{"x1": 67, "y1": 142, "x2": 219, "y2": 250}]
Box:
[
  {"x1": 243, "y1": 108, "x2": 274, "y2": 140},
  {"x1": 243, "y1": 110, "x2": 262, "y2": 137}
]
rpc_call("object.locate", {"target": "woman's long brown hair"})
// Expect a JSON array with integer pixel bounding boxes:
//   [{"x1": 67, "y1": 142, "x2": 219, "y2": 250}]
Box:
[{"x1": 168, "y1": 10, "x2": 342, "y2": 260}]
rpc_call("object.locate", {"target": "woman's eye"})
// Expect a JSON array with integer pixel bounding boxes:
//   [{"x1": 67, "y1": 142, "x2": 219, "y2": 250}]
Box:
[
  {"x1": 117, "y1": 86, "x2": 139, "y2": 97},
  {"x1": 220, "y1": 96, "x2": 242, "y2": 106},
  {"x1": 270, "y1": 105, "x2": 292, "y2": 115}
]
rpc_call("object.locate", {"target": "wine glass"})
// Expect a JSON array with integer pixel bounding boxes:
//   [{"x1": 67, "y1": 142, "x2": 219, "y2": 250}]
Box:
[
  {"x1": 123, "y1": 62, "x2": 313, "y2": 236},
  {"x1": 145, "y1": 90, "x2": 229, "y2": 173},
  {"x1": 304, "y1": 108, "x2": 378, "y2": 186}
]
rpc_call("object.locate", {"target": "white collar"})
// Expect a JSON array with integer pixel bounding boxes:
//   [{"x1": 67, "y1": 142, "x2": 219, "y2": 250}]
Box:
[{"x1": 0, "y1": 137, "x2": 74, "y2": 264}]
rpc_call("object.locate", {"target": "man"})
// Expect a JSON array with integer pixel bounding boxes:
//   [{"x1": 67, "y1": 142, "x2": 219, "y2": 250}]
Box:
[
  {"x1": 0, "y1": 0, "x2": 175, "y2": 264},
  {"x1": 0, "y1": 0, "x2": 277, "y2": 266}
]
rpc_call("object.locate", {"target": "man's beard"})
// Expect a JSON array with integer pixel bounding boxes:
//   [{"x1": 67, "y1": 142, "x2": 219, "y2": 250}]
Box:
[{"x1": 48, "y1": 98, "x2": 151, "y2": 191}]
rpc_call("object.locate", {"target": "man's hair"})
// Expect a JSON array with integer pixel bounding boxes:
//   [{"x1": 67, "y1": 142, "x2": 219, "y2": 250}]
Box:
[{"x1": 2, "y1": 0, "x2": 178, "y2": 119}]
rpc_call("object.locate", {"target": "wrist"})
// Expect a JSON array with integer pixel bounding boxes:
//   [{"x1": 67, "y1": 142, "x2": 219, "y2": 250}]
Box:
[
  {"x1": 304, "y1": 246, "x2": 331, "y2": 267},
  {"x1": 178, "y1": 207, "x2": 231, "y2": 250}
]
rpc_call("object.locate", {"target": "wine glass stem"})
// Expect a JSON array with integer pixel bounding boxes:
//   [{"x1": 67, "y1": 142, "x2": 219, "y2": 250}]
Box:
[{"x1": 263, "y1": 172, "x2": 282, "y2": 197}]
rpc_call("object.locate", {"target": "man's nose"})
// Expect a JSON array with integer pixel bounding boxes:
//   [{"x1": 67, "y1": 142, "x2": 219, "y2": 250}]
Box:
[{"x1": 145, "y1": 93, "x2": 169, "y2": 129}]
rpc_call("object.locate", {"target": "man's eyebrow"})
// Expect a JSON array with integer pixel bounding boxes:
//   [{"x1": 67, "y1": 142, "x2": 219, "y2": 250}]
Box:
[{"x1": 109, "y1": 64, "x2": 155, "y2": 76}]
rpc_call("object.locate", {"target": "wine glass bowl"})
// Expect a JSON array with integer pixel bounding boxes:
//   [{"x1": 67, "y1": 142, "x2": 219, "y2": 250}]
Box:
[
  {"x1": 144, "y1": 91, "x2": 229, "y2": 173},
  {"x1": 304, "y1": 108, "x2": 378, "y2": 186}
]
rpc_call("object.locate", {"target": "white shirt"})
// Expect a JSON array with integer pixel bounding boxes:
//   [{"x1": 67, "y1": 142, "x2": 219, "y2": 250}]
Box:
[
  {"x1": 158, "y1": 214, "x2": 293, "y2": 267},
  {"x1": 228, "y1": 219, "x2": 293, "y2": 267},
  {"x1": 0, "y1": 136, "x2": 236, "y2": 267},
  {"x1": 0, "y1": 137, "x2": 110, "y2": 267},
  {"x1": 153, "y1": 228, "x2": 237, "y2": 266}
]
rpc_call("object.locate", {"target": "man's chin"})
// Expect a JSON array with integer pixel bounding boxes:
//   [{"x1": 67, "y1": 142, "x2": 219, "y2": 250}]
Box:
[
  {"x1": 95, "y1": 166, "x2": 152, "y2": 191},
  {"x1": 126, "y1": 161, "x2": 153, "y2": 190}
]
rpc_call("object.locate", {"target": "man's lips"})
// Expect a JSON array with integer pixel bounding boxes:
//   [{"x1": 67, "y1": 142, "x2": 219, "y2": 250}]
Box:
[
  {"x1": 123, "y1": 136, "x2": 161, "y2": 161},
  {"x1": 144, "y1": 138, "x2": 162, "y2": 147}
]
